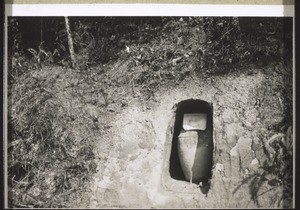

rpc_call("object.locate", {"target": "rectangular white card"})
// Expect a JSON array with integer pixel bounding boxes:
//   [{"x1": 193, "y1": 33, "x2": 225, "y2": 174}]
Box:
[{"x1": 183, "y1": 113, "x2": 207, "y2": 131}]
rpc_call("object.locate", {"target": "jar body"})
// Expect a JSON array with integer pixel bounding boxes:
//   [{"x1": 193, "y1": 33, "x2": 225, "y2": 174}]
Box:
[{"x1": 178, "y1": 130, "x2": 213, "y2": 183}]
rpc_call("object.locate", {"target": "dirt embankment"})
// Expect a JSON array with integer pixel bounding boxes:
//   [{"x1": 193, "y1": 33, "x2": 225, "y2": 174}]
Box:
[
  {"x1": 8, "y1": 60, "x2": 293, "y2": 208},
  {"x1": 77, "y1": 65, "x2": 292, "y2": 208}
]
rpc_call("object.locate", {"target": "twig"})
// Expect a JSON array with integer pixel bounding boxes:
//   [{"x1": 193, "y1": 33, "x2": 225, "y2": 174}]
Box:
[
  {"x1": 111, "y1": 68, "x2": 122, "y2": 79},
  {"x1": 8, "y1": 138, "x2": 24, "y2": 148},
  {"x1": 220, "y1": 28, "x2": 234, "y2": 40},
  {"x1": 12, "y1": 180, "x2": 29, "y2": 185},
  {"x1": 111, "y1": 59, "x2": 128, "y2": 79},
  {"x1": 232, "y1": 173, "x2": 258, "y2": 195},
  {"x1": 13, "y1": 203, "x2": 34, "y2": 208},
  {"x1": 255, "y1": 185, "x2": 279, "y2": 198}
]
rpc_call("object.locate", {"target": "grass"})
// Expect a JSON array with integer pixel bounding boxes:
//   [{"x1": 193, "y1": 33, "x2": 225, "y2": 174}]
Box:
[{"x1": 7, "y1": 67, "x2": 100, "y2": 208}]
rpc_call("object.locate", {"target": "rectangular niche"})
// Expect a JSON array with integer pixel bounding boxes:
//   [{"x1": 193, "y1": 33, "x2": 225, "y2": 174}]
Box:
[{"x1": 162, "y1": 99, "x2": 213, "y2": 194}]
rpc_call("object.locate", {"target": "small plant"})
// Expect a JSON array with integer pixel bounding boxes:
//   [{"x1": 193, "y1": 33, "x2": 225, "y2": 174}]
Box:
[
  {"x1": 27, "y1": 42, "x2": 55, "y2": 68},
  {"x1": 233, "y1": 127, "x2": 293, "y2": 208}
]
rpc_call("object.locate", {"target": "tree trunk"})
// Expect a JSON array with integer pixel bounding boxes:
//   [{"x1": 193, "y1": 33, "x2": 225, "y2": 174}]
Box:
[{"x1": 64, "y1": 16, "x2": 77, "y2": 69}]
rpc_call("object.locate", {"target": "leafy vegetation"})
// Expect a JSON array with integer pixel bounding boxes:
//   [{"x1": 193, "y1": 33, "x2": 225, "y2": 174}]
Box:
[
  {"x1": 232, "y1": 127, "x2": 293, "y2": 208},
  {"x1": 7, "y1": 17, "x2": 293, "y2": 208}
]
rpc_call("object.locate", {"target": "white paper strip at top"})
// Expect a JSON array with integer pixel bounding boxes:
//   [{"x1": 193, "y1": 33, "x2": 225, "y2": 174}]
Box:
[
  {"x1": 5, "y1": 4, "x2": 293, "y2": 17},
  {"x1": 183, "y1": 113, "x2": 207, "y2": 131}
]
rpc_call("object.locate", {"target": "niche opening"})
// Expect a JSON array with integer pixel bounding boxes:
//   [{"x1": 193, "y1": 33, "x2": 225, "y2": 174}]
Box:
[{"x1": 169, "y1": 99, "x2": 213, "y2": 187}]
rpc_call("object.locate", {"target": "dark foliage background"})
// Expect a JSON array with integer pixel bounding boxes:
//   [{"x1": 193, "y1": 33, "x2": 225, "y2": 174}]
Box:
[{"x1": 8, "y1": 17, "x2": 292, "y2": 76}]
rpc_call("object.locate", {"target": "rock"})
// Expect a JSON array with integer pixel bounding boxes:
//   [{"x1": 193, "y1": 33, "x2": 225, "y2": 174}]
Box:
[
  {"x1": 172, "y1": 57, "x2": 182, "y2": 65},
  {"x1": 97, "y1": 176, "x2": 112, "y2": 190},
  {"x1": 248, "y1": 158, "x2": 260, "y2": 172},
  {"x1": 136, "y1": 121, "x2": 156, "y2": 150},
  {"x1": 237, "y1": 136, "x2": 255, "y2": 170},
  {"x1": 230, "y1": 145, "x2": 238, "y2": 157},
  {"x1": 225, "y1": 123, "x2": 244, "y2": 147},
  {"x1": 107, "y1": 106, "x2": 115, "y2": 112},
  {"x1": 254, "y1": 147, "x2": 268, "y2": 166},
  {"x1": 119, "y1": 140, "x2": 139, "y2": 159},
  {"x1": 215, "y1": 163, "x2": 225, "y2": 177},
  {"x1": 118, "y1": 184, "x2": 150, "y2": 207},
  {"x1": 229, "y1": 147, "x2": 241, "y2": 178},
  {"x1": 221, "y1": 155, "x2": 238, "y2": 178},
  {"x1": 118, "y1": 119, "x2": 156, "y2": 158},
  {"x1": 222, "y1": 109, "x2": 236, "y2": 123},
  {"x1": 244, "y1": 108, "x2": 259, "y2": 125},
  {"x1": 104, "y1": 189, "x2": 120, "y2": 206}
]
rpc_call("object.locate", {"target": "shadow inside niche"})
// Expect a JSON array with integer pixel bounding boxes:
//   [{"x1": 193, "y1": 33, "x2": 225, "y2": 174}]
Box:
[{"x1": 169, "y1": 99, "x2": 213, "y2": 194}]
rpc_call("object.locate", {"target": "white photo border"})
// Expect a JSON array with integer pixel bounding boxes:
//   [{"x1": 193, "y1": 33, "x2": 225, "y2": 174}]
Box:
[{"x1": 3, "y1": 3, "x2": 295, "y2": 209}]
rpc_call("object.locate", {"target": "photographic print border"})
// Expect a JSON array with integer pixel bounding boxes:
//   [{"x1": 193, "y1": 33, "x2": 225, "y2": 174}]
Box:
[{"x1": 3, "y1": 0, "x2": 295, "y2": 209}]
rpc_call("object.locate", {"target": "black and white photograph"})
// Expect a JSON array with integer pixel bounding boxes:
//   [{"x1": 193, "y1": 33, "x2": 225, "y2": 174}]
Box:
[{"x1": 4, "y1": 2, "x2": 295, "y2": 209}]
